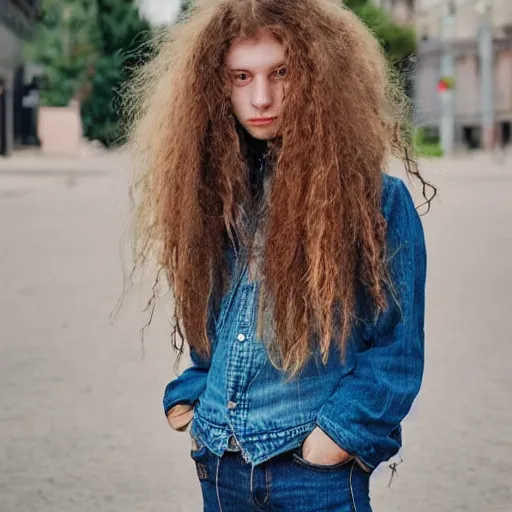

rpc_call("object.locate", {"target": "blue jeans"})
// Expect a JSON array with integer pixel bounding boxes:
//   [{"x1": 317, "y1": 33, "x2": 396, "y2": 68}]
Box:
[{"x1": 190, "y1": 440, "x2": 373, "y2": 511}]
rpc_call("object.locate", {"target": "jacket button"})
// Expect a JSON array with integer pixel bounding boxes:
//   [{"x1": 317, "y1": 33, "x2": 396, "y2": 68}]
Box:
[
  {"x1": 227, "y1": 401, "x2": 237, "y2": 410},
  {"x1": 237, "y1": 333, "x2": 246, "y2": 342}
]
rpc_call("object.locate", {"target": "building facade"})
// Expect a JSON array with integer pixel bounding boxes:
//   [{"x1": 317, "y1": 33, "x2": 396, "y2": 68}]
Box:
[
  {"x1": 0, "y1": 0, "x2": 38, "y2": 156},
  {"x1": 414, "y1": 0, "x2": 512, "y2": 148}
]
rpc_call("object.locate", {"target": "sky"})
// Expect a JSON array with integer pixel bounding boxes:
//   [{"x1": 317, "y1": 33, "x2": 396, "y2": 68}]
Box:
[{"x1": 138, "y1": 0, "x2": 181, "y2": 25}]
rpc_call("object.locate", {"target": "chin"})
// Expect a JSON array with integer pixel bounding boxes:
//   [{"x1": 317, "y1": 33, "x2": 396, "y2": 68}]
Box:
[{"x1": 245, "y1": 126, "x2": 277, "y2": 141}]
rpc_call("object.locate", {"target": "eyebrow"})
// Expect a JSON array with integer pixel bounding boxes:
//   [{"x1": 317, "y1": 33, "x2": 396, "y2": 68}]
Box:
[{"x1": 228, "y1": 62, "x2": 286, "y2": 72}]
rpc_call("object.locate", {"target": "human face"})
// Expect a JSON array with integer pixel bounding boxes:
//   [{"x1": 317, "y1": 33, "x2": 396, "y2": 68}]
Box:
[{"x1": 226, "y1": 30, "x2": 286, "y2": 140}]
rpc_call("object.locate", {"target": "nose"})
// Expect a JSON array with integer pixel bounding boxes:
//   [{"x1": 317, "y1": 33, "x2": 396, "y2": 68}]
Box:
[{"x1": 251, "y1": 76, "x2": 272, "y2": 110}]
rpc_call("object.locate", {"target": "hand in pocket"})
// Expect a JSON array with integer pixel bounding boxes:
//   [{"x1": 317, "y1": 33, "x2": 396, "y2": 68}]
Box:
[
  {"x1": 302, "y1": 426, "x2": 353, "y2": 466},
  {"x1": 167, "y1": 404, "x2": 194, "y2": 431}
]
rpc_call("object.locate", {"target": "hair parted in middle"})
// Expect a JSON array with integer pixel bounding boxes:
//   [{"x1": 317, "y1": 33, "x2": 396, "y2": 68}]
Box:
[{"x1": 126, "y1": 0, "x2": 434, "y2": 378}]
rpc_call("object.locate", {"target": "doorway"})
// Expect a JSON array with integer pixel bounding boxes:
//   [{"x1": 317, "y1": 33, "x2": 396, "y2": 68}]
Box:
[
  {"x1": 462, "y1": 126, "x2": 481, "y2": 149},
  {"x1": 501, "y1": 121, "x2": 511, "y2": 147}
]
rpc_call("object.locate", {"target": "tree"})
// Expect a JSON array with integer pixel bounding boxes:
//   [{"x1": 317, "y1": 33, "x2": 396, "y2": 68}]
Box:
[
  {"x1": 347, "y1": 0, "x2": 416, "y2": 65},
  {"x1": 81, "y1": 0, "x2": 151, "y2": 146},
  {"x1": 24, "y1": 0, "x2": 97, "y2": 107}
]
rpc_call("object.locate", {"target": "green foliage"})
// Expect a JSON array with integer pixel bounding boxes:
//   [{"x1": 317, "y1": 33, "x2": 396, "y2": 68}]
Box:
[
  {"x1": 95, "y1": 0, "x2": 152, "y2": 55},
  {"x1": 178, "y1": 0, "x2": 194, "y2": 23},
  {"x1": 24, "y1": 0, "x2": 97, "y2": 107},
  {"x1": 343, "y1": 0, "x2": 368, "y2": 10},
  {"x1": 81, "y1": 52, "x2": 126, "y2": 146},
  {"x1": 414, "y1": 128, "x2": 443, "y2": 158},
  {"x1": 347, "y1": 1, "x2": 416, "y2": 64},
  {"x1": 26, "y1": 0, "x2": 151, "y2": 144},
  {"x1": 81, "y1": 0, "x2": 152, "y2": 146}
]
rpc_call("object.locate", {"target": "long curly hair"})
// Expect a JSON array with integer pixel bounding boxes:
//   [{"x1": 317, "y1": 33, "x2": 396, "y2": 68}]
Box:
[{"x1": 124, "y1": 0, "x2": 435, "y2": 378}]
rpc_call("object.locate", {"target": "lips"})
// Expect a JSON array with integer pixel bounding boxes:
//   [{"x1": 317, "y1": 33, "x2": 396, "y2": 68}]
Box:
[{"x1": 247, "y1": 117, "x2": 276, "y2": 126}]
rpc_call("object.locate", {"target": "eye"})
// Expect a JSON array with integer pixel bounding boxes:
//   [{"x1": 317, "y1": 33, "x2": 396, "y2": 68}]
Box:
[
  {"x1": 234, "y1": 72, "x2": 249, "y2": 82},
  {"x1": 274, "y1": 67, "x2": 287, "y2": 79}
]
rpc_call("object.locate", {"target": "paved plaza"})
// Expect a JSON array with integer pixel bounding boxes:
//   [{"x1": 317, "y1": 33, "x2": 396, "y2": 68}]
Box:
[{"x1": 0, "y1": 151, "x2": 511, "y2": 511}]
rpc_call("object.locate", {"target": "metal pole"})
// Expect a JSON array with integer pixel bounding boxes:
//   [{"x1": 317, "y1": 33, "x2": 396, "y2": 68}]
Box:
[
  {"x1": 440, "y1": 1, "x2": 456, "y2": 155},
  {"x1": 477, "y1": 1, "x2": 495, "y2": 151}
]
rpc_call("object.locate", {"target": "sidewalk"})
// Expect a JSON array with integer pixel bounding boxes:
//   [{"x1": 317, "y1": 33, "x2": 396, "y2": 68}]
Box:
[
  {"x1": 0, "y1": 145, "x2": 127, "y2": 175},
  {"x1": 418, "y1": 149, "x2": 512, "y2": 177},
  {"x1": 0, "y1": 146, "x2": 130, "y2": 198}
]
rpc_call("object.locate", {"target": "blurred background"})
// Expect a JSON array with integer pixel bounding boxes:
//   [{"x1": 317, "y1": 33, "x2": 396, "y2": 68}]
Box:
[{"x1": 0, "y1": 0, "x2": 510, "y2": 511}]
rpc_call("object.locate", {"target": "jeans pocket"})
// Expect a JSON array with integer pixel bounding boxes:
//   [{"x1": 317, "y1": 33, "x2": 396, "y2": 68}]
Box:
[
  {"x1": 291, "y1": 446, "x2": 353, "y2": 472},
  {"x1": 190, "y1": 435, "x2": 209, "y2": 462},
  {"x1": 190, "y1": 435, "x2": 210, "y2": 481}
]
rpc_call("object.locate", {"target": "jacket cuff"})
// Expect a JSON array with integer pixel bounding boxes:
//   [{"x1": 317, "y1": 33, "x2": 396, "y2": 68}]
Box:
[
  {"x1": 164, "y1": 399, "x2": 194, "y2": 417},
  {"x1": 163, "y1": 375, "x2": 207, "y2": 416}
]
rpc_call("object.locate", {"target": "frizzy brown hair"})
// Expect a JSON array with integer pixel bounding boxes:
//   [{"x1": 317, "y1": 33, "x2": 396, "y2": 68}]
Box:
[{"x1": 124, "y1": 0, "x2": 435, "y2": 378}]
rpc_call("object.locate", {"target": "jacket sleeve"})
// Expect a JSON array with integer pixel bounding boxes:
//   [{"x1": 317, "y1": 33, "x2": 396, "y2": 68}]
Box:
[
  {"x1": 316, "y1": 178, "x2": 427, "y2": 470},
  {"x1": 163, "y1": 348, "x2": 211, "y2": 416}
]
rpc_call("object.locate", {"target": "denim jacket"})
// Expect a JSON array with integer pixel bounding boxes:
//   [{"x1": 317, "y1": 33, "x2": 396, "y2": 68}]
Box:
[{"x1": 163, "y1": 174, "x2": 426, "y2": 470}]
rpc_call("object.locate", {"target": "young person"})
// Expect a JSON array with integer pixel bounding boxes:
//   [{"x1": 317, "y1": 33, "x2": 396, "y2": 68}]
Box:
[{"x1": 128, "y1": 0, "x2": 435, "y2": 510}]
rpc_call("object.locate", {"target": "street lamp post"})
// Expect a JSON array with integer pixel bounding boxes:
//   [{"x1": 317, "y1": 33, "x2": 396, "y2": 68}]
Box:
[
  {"x1": 476, "y1": 0, "x2": 495, "y2": 151},
  {"x1": 440, "y1": 0, "x2": 456, "y2": 156}
]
